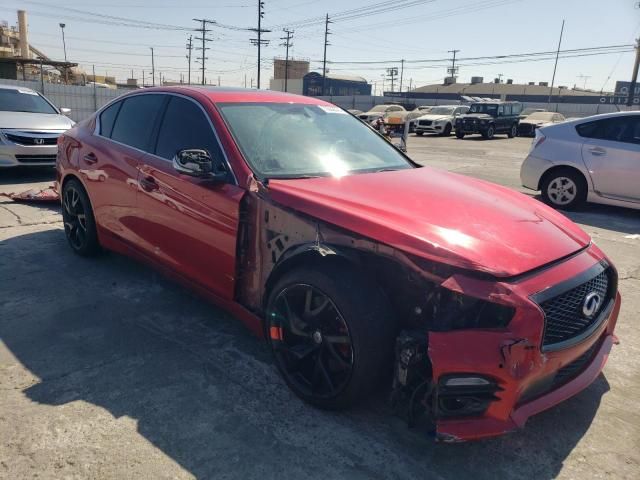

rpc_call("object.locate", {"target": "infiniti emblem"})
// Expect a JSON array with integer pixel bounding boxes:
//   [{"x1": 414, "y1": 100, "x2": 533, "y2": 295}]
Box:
[
  {"x1": 582, "y1": 292, "x2": 602, "y2": 318},
  {"x1": 33, "y1": 138, "x2": 44, "y2": 145}
]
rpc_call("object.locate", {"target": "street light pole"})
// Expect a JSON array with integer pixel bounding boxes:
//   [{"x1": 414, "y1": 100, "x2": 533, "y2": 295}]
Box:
[{"x1": 59, "y1": 23, "x2": 67, "y2": 62}]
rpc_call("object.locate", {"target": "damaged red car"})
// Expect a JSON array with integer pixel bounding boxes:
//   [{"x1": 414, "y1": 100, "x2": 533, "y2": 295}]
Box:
[{"x1": 56, "y1": 87, "x2": 621, "y2": 441}]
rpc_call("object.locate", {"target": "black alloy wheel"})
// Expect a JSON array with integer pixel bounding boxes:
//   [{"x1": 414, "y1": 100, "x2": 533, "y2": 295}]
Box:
[
  {"x1": 62, "y1": 179, "x2": 100, "y2": 256},
  {"x1": 269, "y1": 284, "x2": 354, "y2": 401},
  {"x1": 483, "y1": 125, "x2": 495, "y2": 139}
]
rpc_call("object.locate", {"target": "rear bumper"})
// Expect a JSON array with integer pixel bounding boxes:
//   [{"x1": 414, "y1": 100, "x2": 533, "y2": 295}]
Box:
[{"x1": 520, "y1": 154, "x2": 551, "y2": 191}]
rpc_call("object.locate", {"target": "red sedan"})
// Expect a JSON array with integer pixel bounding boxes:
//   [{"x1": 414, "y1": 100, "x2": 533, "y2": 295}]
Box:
[{"x1": 56, "y1": 87, "x2": 621, "y2": 441}]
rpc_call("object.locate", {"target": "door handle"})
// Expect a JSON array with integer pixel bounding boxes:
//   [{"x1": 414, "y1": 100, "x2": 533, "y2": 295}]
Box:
[
  {"x1": 83, "y1": 152, "x2": 98, "y2": 164},
  {"x1": 140, "y1": 176, "x2": 159, "y2": 192},
  {"x1": 589, "y1": 147, "x2": 606, "y2": 156}
]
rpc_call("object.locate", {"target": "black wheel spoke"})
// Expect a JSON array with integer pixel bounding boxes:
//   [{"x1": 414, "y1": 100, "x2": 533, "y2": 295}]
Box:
[{"x1": 269, "y1": 284, "x2": 353, "y2": 399}]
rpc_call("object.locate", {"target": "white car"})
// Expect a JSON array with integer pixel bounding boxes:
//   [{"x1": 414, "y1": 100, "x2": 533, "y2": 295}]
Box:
[
  {"x1": 521, "y1": 111, "x2": 640, "y2": 210},
  {"x1": 0, "y1": 85, "x2": 74, "y2": 167},
  {"x1": 517, "y1": 111, "x2": 565, "y2": 137},
  {"x1": 414, "y1": 105, "x2": 469, "y2": 136},
  {"x1": 357, "y1": 104, "x2": 406, "y2": 123}
]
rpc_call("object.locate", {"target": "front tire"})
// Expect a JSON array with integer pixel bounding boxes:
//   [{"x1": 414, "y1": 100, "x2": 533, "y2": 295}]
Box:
[
  {"x1": 266, "y1": 263, "x2": 394, "y2": 410},
  {"x1": 415, "y1": 131, "x2": 424, "y2": 136},
  {"x1": 482, "y1": 125, "x2": 495, "y2": 139},
  {"x1": 62, "y1": 179, "x2": 100, "y2": 256},
  {"x1": 455, "y1": 131, "x2": 465, "y2": 139},
  {"x1": 441, "y1": 123, "x2": 452, "y2": 136},
  {"x1": 540, "y1": 168, "x2": 587, "y2": 210}
]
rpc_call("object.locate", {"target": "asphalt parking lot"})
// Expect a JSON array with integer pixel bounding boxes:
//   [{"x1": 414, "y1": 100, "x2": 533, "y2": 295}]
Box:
[{"x1": 1, "y1": 135, "x2": 639, "y2": 479}]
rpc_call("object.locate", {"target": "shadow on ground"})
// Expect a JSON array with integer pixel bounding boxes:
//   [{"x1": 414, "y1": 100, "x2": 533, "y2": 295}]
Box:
[
  {"x1": 0, "y1": 229, "x2": 610, "y2": 479},
  {"x1": 0, "y1": 166, "x2": 56, "y2": 186}
]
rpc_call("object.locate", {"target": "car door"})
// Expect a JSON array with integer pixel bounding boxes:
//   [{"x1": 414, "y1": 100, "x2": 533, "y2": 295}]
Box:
[
  {"x1": 135, "y1": 94, "x2": 244, "y2": 300},
  {"x1": 580, "y1": 115, "x2": 640, "y2": 202},
  {"x1": 77, "y1": 94, "x2": 165, "y2": 245}
]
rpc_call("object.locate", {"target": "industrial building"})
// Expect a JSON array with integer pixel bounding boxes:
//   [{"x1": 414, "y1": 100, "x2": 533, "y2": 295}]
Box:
[
  {"x1": 303, "y1": 72, "x2": 371, "y2": 97},
  {"x1": 388, "y1": 76, "x2": 623, "y2": 105},
  {"x1": 269, "y1": 58, "x2": 310, "y2": 95}
]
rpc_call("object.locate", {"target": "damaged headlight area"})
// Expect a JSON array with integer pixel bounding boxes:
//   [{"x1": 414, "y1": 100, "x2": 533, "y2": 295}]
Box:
[{"x1": 427, "y1": 288, "x2": 515, "y2": 331}]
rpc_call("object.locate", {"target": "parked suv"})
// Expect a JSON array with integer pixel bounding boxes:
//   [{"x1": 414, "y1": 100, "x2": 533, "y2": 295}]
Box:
[
  {"x1": 57, "y1": 87, "x2": 620, "y2": 442},
  {"x1": 455, "y1": 101, "x2": 522, "y2": 139},
  {"x1": 414, "y1": 105, "x2": 469, "y2": 136},
  {"x1": 0, "y1": 84, "x2": 74, "y2": 167}
]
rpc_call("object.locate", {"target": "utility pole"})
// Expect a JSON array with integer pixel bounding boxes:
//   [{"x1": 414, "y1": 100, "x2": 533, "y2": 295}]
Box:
[
  {"x1": 496, "y1": 73, "x2": 504, "y2": 83},
  {"x1": 399, "y1": 59, "x2": 404, "y2": 92},
  {"x1": 322, "y1": 13, "x2": 332, "y2": 96},
  {"x1": 386, "y1": 67, "x2": 398, "y2": 92},
  {"x1": 150, "y1": 47, "x2": 155, "y2": 86},
  {"x1": 447, "y1": 49, "x2": 459, "y2": 81},
  {"x1": 548, "y1": 19, "x2": 565, "y2": 103},
  {"x1": 194, "y1": 18, "x2": 214, "y2": 85},
  {"x1": 249, "y1": 1, "x2": 270, "y2": 89},
  {"x1": 627, "y1": 38, "x2": 640, "y2": 106},
  {"x1": 577, "y1": 73, "x2": 591, "y2": 89},
  {"x1": 186, "y1": 35, "x2": 193, "y2": 85},
  {"x1": 280, "y1": 28, "x2": 294, "y2": 92}
]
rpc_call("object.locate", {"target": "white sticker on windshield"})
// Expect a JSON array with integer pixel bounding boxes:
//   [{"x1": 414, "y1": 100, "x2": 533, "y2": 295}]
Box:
[
  {"x1": 318, "y1": 105, "x2": 347, "y2": 114},
  {"x1": 18, "y1": 89, "x2": 38, "y2": 95}
]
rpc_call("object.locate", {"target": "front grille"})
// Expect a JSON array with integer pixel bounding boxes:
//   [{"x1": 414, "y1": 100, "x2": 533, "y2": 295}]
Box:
[
  {"x1": 4, "y1": 133, "x2": 58, "y2": 145},
  {"x1": 15, "y1": 154, "x2": 57, "y2": 164},
  {"x1": 551, "y1": 341, "x2": 599, "y2": 389},
  {"x1": 540, "y1": 268, "x2": 612, "y2": 348},
  {"x1": 418, "y1": 120, "x2": 432, "y2": 126},
  {"x1": 518, "y1": 340, "x2": 600, "y2": 405}
]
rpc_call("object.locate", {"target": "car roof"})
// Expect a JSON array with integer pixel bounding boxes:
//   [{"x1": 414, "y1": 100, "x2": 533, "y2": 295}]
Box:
[
  {"x1": 0, "y1": 84, "x2": 37, "y2": 93},
  {"x1": 137, "y1": 85, "x2": 332, "y2": 105}
]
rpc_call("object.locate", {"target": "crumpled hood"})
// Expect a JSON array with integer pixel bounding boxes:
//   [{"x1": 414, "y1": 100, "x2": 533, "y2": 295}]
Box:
[
  {"x1": 0, "y1": 111, "x2": 73, "y2": 130},
  {"x1": 267, "y1": 167, "x2": 590, "y2": 277}
]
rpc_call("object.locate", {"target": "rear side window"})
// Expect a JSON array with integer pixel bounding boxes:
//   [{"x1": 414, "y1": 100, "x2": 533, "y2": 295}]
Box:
[
  {"x1": 511, "y1": 103, "x2": 522, "y2": 115},
  {"x1": 111, "y1": 94, "x2": 166, "y2": 151},
  {"x1": 576, "y1": 117, "x2": 636, "y2": 143},
  {"x1": 99, "y1": 101, "x2": 121, "y2": 138},
  {"x1": 503, "y1": 105, "x2": 512, "y2": 115},
  {"x1": 154, "y1": 96, "x2": 224, "y2": 161}
]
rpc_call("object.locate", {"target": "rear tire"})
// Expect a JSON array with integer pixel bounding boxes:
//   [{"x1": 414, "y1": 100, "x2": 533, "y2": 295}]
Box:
[
  {"x1": 265, "y1": 263, "x2": 395, "y2": 410},
  {"x1": 507, "y1": 124, "x2": 517, "y2": 138},
  {"x1": 540, "y1": 168, "x2": 587, "y2": 210},
  {"x1": 61, "y1": 179, "x2": 101, "y2": 256}
]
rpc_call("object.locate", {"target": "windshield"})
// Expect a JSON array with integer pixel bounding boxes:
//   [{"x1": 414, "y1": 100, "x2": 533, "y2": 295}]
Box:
[
  {"x1": 0, "y1": 89, "x2": 58, "y2": 114},
  {"x1": 469, "y1": 104, "x2": 498, "y2": 115},
  {"x1": 527, "y1": 112, "x2": 555, "y2": 121},
  {"x1": 218, "y1": 103, "x2": 413, "y2": 179},
  {"x1": 429, "y1": 107, "x2": 456, "y2": 115}
]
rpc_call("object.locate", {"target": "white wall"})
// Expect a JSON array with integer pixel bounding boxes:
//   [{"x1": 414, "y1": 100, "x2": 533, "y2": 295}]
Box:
[
  {"x1": 1, "y1": 79, "x2": 127, "y2": 122},
  {"x1": 269, "y1": 78, "x2": 303, "y2": 95}
]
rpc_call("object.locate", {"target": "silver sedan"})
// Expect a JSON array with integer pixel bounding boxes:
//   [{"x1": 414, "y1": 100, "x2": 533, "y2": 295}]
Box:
[
  {"x1": 521, "y1": 111, "x2": 640, "y2": 210},
  {"x1": 0, "y1": 84, "x2": 74, "y2": 168}
]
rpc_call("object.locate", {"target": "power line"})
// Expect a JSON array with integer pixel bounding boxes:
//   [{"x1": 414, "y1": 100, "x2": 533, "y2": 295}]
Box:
[
  {"x1": 193, "y1": 18, "x2": 215, "y2": 85},
  {"x1": 322, "y1": 14, "x2": 332, "y2": 95},
  {"x1": 249, "y1": 1, "x2": 270, "y2": 89},
  {"x1": 280, "y1": 28, "x2": 294, "y2": 92}
]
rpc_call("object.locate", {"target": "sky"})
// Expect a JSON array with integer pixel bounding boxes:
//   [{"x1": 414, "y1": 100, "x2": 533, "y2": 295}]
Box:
[{"x1": 1, "y1": 0, "x2": 639, "y2": 92}]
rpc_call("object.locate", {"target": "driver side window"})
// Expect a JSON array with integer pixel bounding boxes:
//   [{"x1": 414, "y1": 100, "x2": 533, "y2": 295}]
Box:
[{"x1": 154, "y1": 96, "x2": 224, "y2": 162}]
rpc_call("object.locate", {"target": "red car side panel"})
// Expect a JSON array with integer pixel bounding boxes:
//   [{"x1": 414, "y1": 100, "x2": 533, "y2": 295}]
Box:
[
  {"x1": 136, "y1": 152, "x2": 244, "y2": 300},
  {"x1": 73, "y1": 126, "x2": 141, "y2": 246}
]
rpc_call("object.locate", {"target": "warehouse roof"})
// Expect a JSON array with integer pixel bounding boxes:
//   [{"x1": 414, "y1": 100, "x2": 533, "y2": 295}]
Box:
[
  {"x1": 305, "y1": 71, "x2": 368, "y2": 83},
  {"x1": 412, "y1": 82, "x2": 606, "y2": 96}
]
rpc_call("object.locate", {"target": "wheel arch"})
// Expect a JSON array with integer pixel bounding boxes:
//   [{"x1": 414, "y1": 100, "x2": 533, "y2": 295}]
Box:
[{"x1": 537, "y1": 164, "x2": 590, "y2": 191}]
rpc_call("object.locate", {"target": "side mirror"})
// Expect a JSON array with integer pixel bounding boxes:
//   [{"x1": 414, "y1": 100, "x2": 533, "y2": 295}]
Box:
[
  {"x1": 173, "y1": 149, "x2": 227, "y2": 181},
  {"x1": 60, "y1": 107, "x2": 71, "y2": 116}
]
